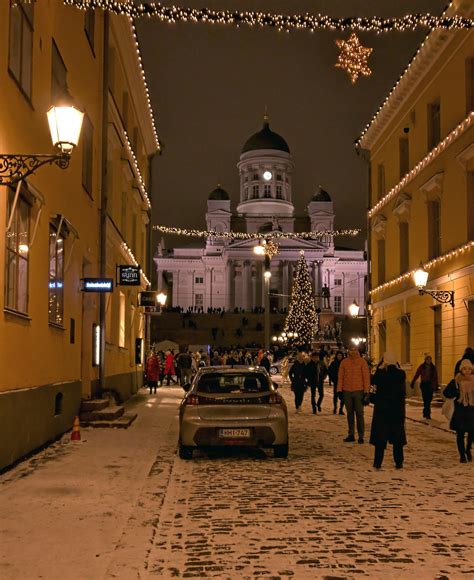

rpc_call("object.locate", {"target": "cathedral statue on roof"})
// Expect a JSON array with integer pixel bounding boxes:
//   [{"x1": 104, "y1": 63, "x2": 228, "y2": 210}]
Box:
[{"x1": 155, "y1": 115, "x2": 366, "y2": 314}]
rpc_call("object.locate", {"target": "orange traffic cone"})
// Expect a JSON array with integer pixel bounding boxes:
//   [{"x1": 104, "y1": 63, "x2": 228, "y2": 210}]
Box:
[{"x1": 71, "y1": 416, "x2": 81, "y2": 441}]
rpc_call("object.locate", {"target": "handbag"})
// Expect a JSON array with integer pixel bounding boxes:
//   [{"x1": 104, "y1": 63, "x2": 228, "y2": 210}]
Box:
[{"x1": 441, "y1": 398, "x2": 455, "y2": 422}]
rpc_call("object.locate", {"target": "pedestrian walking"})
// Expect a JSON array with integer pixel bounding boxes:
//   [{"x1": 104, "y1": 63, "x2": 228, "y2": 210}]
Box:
[
  {"x1": 164, "y1": 350, "x2": 176, "y2": 385},
  {"x1": 305, "y1": 352, "x2": 327, "y2": 414},
  {"x1": 260, "y1": 352, "x2": 271, "y2": 373},
  {"x1": 176, "y1": 349, "x2": 193, "y2": 386},
  {"x1": 454, "y1": 347, "x2": 474, "y2": 375},
  {"x1": 328, "y1": 351, "x2": 345, "y2": 415},
  {"x1": 289, "y1": 352, "x2": 308, "y2": 413},
  {"x1": 443, "y1": 359, "x2": 474, "y2": 463},
  {"x1": 411, "y1": 355, "x2": 438, "y2": 419},
  {"x1": 337, "y1": 346, "x2": 370, "y2": 443},
  {"x1": 145, "y1": 351, "x2": 161, "y2": 394},
  {"x1": 369, "y1": 352, "x2": 407, "y2": 469}
]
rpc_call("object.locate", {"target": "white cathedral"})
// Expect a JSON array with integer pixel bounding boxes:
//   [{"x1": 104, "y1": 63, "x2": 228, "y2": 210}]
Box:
[{"x1": 155, "y1": 116, "x2": 366, "y2": 315}]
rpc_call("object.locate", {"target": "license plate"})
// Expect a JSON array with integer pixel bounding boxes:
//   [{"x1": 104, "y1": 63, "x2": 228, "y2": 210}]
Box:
[{"x1": 218, "y1": 428, "x2": 251, "y2": 438}]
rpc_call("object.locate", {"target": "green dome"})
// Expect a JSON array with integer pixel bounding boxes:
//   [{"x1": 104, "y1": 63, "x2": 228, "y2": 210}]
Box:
[
  {"x1": 312, "y1": 186, "x2": 331, "y2": 202},
  {"x1": 242, "y1": 120, "x2": 290, "y2": 154},
  {"x1": 208, "y1": 185, "x2": 229, "y2": 200}
]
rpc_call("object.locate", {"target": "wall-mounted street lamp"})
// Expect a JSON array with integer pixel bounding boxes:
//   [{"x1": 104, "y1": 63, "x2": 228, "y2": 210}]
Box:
[
  {"x1": 413, "y1": 264, "x2": 454, "y2": 307},
  {"x1": 348, "y1": 299, "x2": 361, "y2": 318},
  {"x1": 156, "y1": 291, "x2": 167, "y2": 306},
  {"x1": 0, "y1": 104, "x2": 84, "y2": 185}
]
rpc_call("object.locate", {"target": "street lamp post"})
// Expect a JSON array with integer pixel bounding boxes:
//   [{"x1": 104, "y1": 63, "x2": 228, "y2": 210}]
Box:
[
  {"x1": 0, "y1": 104, "x2": 84, "y2": 185},
  {"x1": 348, "y1": 299, "x2": 371, "y2": 356},
  {"x1": 254, "y1": 239, "x2": 278, "y2": 351},
  {"x1": 413, "y1": 264, "x2": 455, "y2": 307}
]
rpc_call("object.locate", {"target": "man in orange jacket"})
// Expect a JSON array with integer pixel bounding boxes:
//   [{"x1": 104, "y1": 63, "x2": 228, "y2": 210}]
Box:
[{"x1": 337, "y1": 347, "x2": 370, "y2": 443}]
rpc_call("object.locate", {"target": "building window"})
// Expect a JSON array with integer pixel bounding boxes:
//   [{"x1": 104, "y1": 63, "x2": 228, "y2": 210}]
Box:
[
  {"x1": 434, "y1": 306, "x2": 442, "y2": 374},
  {"x1": 49, "y1": 222, "x2": 64, "y2": 326},
  {"x1": 253, "y1": 173, "x2": 259, "y2": 180},
  {"x1": 82, "y1": 115, "x2": 93, "y2": 196},
  {"x1": 428, "y1": 199, "x2": 441, "y2": 259},
  {"x1": 276, "y1": 185, "x2": 282, "y2": 199},
  {"x1": 252, "y1": 185, "x2": 259, "y2": 199},
  {"x1": 264, "y1": 184, "x2": 271, "y2": 198},
  {"x1": 334, "y1": 278, "x2": 342, "y2": 286},
  {"x1": 399, "y1": 137, "x2": 409, "y2": 178},
  {"x1": 334, "y1": 296, "x2": 342, "y2": 313},
  {"x1": 84, "y1": 9, "x2": 95, "y2": 51},
  {"x1": 377, "y1": 238, "x2": 385, "y2": 285},
  {"x1": 427, "y1": 99, "x2": 441, "y2": 150},
  {"x1": 399, "y1": 221, "x2": 409, "y2": 274},
  {"x1": 378, "y1": 322, "x2": 387, "y2": 358},
  {"x1": 5, "y1": 187, "x2": 30, "y2": 314},
  {"x1": 466, "y1": 58, "x2": 474, "y2": 115},
  {"x1": 276, "y1": 174, "x2": 282, "y2": 181},
  {"x1": 377, "y1": 164, "x2": 385, "y2": 201},
  {"x1": 244, "y1": 187, "x2": 248, "y2": 199},
  {"x1": 195, "y1": 293, "x2": 203, "y2": 308},
  {"x1": 8, "y1": 2, "x2": 34, "y2": 100},
  {"x1": 400, "y1": 315, "x2": 411, "y2": 364},
  {"x1": 195, "y1": 276, "x2": 204, "y2": 284},
  {"x1": 119, "y1": 291, "x2": 126, "y2": 348},
  {"x1": 51, "y1": 40, "x2": 68, "y2": 101}
]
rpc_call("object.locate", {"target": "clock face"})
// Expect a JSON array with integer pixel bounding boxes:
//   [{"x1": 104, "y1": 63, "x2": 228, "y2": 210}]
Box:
[{"x1": 263, "y1": 171, "x2": 272, "y2": 181}]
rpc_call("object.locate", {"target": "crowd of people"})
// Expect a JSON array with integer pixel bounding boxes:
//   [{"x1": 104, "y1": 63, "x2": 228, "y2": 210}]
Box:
[
  {"x1": 163, "y1": 305, "x2": 289, "y2": 315},
  {"x1": 145, "y1": 343, "x2": 474, "y2": 468}
]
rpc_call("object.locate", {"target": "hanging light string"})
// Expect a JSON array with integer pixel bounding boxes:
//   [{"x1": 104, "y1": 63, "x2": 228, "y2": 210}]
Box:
[
  {"x1": 62, "y1": 1, "x2": 474, "y2": 32},
  {"x1": 153, "y1": 225, "x2": 360, "y2": 239}
]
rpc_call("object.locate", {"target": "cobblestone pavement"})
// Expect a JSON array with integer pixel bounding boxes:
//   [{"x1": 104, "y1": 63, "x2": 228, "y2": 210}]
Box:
[{"x1": 142, "y1": 386, "x2": 474, "y2": 580}]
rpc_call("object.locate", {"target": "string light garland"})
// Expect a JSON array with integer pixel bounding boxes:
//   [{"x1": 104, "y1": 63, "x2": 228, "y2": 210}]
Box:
[
  {"x1": 370, "y1": 241, "x2": 474, "y2": 296},
  {"x1": 284, "y1": 251, "x2": 317, "y2": 347},
  {"x1": 121, "y1": 241, "x2": 151, "y2": 286},
  {"x1": 335, "y1": 33, "x2": 372, "y2": 84},
  {"x1": 153, "y1": 225, "x2": 361, "y2": 240},
  {"x1": 62, "y1": 1, "x2": 474, "y2": 33},
  {"x1": 368, "y1": 112, "x2": 474, "y2": 218},
  {"x1": 123, "y1": 129, "x2": 152, "y2": 209}
]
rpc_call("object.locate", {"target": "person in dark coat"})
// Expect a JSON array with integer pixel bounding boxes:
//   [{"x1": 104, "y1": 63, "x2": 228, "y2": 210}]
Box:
[
  {"x1": 370, "y1": 352, "x2": 407, "y2": 469},
  {"x1": 146, "y1": 351, "x2": 161, "y2": 394},
  {"x1": 260, "y1": 352, "x2": 271, "y2": 373},
  {"x1": 328, "y1": 351, "x2": 345, "y2": 415},
  {"x1": 289, "y1": 352, "x2": 308, "y2": 412},
  {"x1": 443, "y1": 359, "x2": 474, "y2": 463},
  {"x1": 305, "y1": 352, "x2": 327, "y2": 414},
  {"x1": 411, "y1": 355, "x2": 438, "y2": 419},
  {"x1": 454, "y1": 347, "x2": 474, "y2": 375}
]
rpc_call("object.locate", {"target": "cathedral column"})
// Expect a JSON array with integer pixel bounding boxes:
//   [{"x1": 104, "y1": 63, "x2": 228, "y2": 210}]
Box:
[
  {"x1": 227, "y1": 260, "x2": 234, "y2": 311},
  {"x1": 251, "y1": 264, "x2": 257, "y2": 308},
  {"x1": 243, "y1": 261, "x2": 251, "y2": 311}
]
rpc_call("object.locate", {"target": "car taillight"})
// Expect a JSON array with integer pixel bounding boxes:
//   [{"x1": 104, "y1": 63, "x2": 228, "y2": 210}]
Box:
[
  {"x1": 184, "y1": 394, "x2": 199, "y2": 406},
  {"x1": 269, "y1": 392, "x2": 283, "y2": 404}
]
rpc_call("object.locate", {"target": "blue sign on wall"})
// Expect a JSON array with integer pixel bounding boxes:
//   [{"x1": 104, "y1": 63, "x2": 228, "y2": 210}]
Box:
[{"x1": 81, "y1": 278, "x2": 114, "y2": 293}]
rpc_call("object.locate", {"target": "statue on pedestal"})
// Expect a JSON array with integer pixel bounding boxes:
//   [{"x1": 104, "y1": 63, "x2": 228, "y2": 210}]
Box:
[{"x1": 321, "y1": 284, "x2": 331, "y2": 309}]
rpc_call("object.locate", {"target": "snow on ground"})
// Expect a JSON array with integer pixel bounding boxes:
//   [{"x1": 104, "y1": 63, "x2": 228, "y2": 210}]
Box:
[{"x1": 0, "y1": 385, "x2": 473, "y2": 580}]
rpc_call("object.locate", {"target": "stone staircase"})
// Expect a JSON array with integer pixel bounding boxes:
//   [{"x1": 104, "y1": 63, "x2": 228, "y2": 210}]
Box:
[{"x1": 79, "y1": 399, "x2": 137, "y2": 429}]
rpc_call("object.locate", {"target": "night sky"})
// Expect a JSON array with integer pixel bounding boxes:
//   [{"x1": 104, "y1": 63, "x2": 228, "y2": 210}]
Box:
[{"x1": 136, "y1": 0, "x2": 446, "y2": 250}]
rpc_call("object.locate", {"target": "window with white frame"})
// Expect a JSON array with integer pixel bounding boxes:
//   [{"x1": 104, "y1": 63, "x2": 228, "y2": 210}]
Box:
[
  {"x1": 119, "y1": 291, "x2": 126, "y2": 348},
  {"x1": 334, "y1": 278, "x2": 342, "y2": 286},
  {"x1": 9, "y1": 1, "x2": 34, "y2": 99},
  {"x1": 264, "y1": 184, "x2": 271, "y2": 198},
  {"x1": 276, "y1": 174, "x2": 282, "y2": 181},
  {"x1": 253, "y1": 173, "x2": 259, "y2": 180},
  {"x1": 195, "y1": 276, "x2": 204, "y2": 284},
  {"x1": 195, "y1": 293, "x2": 203, "y2": 308},
  {"x1": 5, "y1": 186, "x2": 30, "y2": 314},
  {"x1": 276, "y1": 185, "x2": 282, "y2": 199},
  {"x1": 334, "y1": 296, "x2": 342, "y2": 313},
  {"x1": 49, "y1": 222, "x2": 65, "y2": 325},
  {"x1": 252, "y1": 185, "x2": 259, "y2": 199}
]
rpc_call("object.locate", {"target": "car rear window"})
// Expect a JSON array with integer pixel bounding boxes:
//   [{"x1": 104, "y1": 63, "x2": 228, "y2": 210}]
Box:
[{"x1": 196, "y1": 373, "x2": 270, "y2": 394}]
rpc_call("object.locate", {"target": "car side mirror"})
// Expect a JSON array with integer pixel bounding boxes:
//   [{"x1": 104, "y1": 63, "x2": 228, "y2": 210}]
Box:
[{"x1": 183, "y1": 383, "x2": 192, "y2": 393}]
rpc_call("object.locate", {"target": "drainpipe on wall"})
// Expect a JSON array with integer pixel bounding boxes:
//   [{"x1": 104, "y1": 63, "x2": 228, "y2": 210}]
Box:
[
  {"x1": 144, "y1": 151, "x2": 157, "y2": 357},
  {"x1": 99, "y1": 10, "x2": 110, "y2": 397}
]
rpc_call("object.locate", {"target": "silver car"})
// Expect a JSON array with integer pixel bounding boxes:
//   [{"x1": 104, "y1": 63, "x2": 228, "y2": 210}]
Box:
[{"x1": 178, "y1": 366, "x2": 289, "y2": 459}]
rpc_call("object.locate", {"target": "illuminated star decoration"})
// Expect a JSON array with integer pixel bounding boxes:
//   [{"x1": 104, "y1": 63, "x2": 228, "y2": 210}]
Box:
[{"x1": 335, "y1": 33, "x2": 373, "y2": 84}]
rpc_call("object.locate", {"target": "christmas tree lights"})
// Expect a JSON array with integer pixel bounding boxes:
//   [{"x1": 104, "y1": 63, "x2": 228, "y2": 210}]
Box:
[
  {"x1": 284, "y1": 252, "x2": 317, "y2": 347},
  {"x1": 335, "y1": 33, "x2": 372, "y2": 84}
]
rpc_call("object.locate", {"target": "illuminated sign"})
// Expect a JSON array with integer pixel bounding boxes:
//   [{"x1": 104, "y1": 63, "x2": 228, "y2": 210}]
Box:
[
  {"x1": 118, "y1": 265, "x2": 141, "y2": 286},
  {"x1": 93, "y1": 324, "x2": 100, "y2": 366},
  {"x1": 139, "y1": 291, "x2": 157, "y2": 307},
  {"x1": 81, "y1": 278, "x2": 114, "y2": 293}
]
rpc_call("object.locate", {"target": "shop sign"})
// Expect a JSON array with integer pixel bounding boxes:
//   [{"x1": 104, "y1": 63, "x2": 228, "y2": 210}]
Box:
[
  {"x1": 139, "y1": 291, "x2": 157, "y2": 307},
  {"x1": 118, "y1": 265, "x2": 141, "y2": 286},
  {"x1": 81, "y1": 278, "x2": 114, "y2": 293}
]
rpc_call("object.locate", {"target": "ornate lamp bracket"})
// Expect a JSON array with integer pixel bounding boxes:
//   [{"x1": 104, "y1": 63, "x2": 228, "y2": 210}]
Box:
[
  {"x1": 0, "y1": 153, "x2": 70, "y2": 186},
  {"x1": 418, "y1": 288, "x2": 455, "y2": 308}
]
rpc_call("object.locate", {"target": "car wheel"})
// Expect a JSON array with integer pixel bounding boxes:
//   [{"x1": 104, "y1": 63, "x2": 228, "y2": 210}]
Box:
[
  {"x1": 269, "y1": 366, "x2": 278, "y2": 375},
  {"x1": 273, "y1": 444, "x2": 289, "y2": 458},
  {"x1": 179, "y1": 445, "x2": 193, "y2": 460}
]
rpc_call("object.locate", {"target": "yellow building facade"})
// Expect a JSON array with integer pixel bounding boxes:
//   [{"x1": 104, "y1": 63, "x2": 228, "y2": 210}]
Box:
[
  {"x1": 0, "y1": 2, "x2": 159, "y2": 470},
  {"x1": 359, "y1": 0, "x2": 474, "y2": 386}
]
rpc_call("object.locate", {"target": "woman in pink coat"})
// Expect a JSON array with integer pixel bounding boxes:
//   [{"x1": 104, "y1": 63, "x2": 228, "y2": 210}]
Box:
[{"x1": 164, "y1": 350, "x2": 176, "y2": 385}]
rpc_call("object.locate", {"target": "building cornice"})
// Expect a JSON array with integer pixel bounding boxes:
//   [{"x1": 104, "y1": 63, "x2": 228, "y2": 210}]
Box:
[
  {"x1": 358, "y1": 0, "x2": 474, "y2": 150},
  {"x1": 368, "y1": 113, "x2": 474, "y2": 218}
]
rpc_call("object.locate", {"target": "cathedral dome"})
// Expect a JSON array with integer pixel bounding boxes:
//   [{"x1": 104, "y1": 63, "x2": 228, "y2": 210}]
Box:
[
  {"x1": 241, "y1": 119, "x2": 290, "y2": 154},
  {"x1": 208, "y1": 185, "x2": 229, "y2": 200},
  {"x1": 312, "y1": 186, "x2": 332, "y2": 202}
]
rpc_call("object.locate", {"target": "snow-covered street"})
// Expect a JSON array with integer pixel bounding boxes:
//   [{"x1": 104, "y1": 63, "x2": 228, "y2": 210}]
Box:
[{"x1": 1, "y1": 385, "x2": 473, "y2": 580}]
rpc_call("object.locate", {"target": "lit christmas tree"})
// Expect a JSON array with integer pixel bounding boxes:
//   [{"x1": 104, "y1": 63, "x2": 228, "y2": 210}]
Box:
[{"x1": 284, "y1": 251, "x2": 317, "y2": 347}]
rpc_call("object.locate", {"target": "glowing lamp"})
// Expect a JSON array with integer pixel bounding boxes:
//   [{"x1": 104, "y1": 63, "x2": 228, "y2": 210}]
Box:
[
  {"x1": 348, "y1": 300, "x2": 360, "y2": 317},
  {"x1": 413, "y1": 265, "x2": 429, "y2": 288},
  {"x1": 253, "y1": 244, "x2": 265, "y2": 255},
  {"x1": 157, "y1": 292, "x2": 167, "y2": 306},
  {"x1": 47, "y1": 105, "x2": 84, "y2": 153}
]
